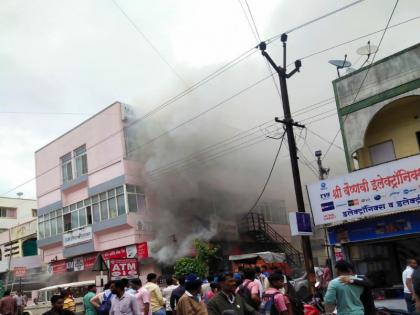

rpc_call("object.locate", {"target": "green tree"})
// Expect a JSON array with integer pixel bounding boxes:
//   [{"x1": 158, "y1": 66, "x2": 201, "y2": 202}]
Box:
[{"x1": 174, "y1": 240, "x2": 218, "y2": 278}]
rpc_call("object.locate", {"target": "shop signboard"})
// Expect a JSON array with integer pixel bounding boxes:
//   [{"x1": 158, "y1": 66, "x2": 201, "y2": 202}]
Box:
[
  {"x1": 289, "y1": 212, "x2": 313, "y2": 236},
  {"x1": 51, "y1": 261, "x2": 67, "y2": 274},
  {"x1": 307, "y1": 154, "x2": 420, "y2": 225},
  {"x1": 10, "y1": 220, "x2": 37, "y2": 241},
  {"x1": 136, "y1": 242, "x2": 149, "y2": 259},
  {"x1": 14, "y1": 267, "x2": 26, "y2": 277},
  {"x1": 109, "y1": 258, "x2": 138, "y2": 280},
  {"x1": 84, "y1": 253, "x2": 97, "y2": 269},
  {"x1": 63, "y1": 226, "x2": 93, "y2": 247},
  {"x1": 103, "y1": 247, "x2": 126, "y2": 260},
  {"x1": 73, "y1": 257, "x2": 84, "y2": 271}
]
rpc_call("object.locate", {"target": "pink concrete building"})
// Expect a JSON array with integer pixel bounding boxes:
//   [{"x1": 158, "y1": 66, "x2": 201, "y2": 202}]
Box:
[{"x1": 35, "y1": 102, "x2": 156, "y2": 283}]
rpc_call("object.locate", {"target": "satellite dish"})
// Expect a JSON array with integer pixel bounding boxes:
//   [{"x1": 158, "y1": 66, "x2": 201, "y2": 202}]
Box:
[
  {"x1": 357, "y1": 41, "x2": 378, "y2": 68},
  {"x1": 16, "y1": 192, "x2": 23, "y2": 198},
  {"x1": 328, "y1": 54, "x2": 352, "y2": 77}
]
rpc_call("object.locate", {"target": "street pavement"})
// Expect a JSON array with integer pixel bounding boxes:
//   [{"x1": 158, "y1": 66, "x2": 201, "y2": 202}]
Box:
[{"x1": 375, "y1": 299, "x2": 406, "y2": 310}]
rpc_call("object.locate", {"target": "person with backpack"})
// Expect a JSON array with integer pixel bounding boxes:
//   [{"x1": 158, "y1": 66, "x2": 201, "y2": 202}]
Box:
[
  {"x1": 235, "y1": 269, "x2": 260, "y2": 310},
  {"x1": 90, "y1": 281, "x2": 114, "y2": 315},
  {"x1": 260, "y1": 272, "x2": 292, "y2": 315}
]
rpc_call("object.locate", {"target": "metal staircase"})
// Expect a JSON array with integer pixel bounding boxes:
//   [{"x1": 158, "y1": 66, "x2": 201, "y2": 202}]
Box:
[{"x1": 239, "y1": 212, "x2": 303, "y2": 268}]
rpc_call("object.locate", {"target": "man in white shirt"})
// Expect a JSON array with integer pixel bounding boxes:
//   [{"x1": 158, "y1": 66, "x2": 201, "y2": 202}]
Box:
[{"x1": 403, "y1": 258, "x2": 418, "y2": 313}]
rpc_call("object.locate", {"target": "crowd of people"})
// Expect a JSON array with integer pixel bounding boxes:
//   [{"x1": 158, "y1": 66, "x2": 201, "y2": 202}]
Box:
[
  {"x1": 40, "y1": 266, "x2": 304, "y2": 315},
  {"x1": 0, "y1": 290, "x2": 27, "y2": 315}
]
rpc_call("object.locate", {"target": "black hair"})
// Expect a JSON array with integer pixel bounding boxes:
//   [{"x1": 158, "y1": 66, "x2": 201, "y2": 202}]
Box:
[
  {"x1": 147, "y1": 273, "x2": 157, "y2": 282},
  {"x1": 87, "y1": 285, "x2": 96, "y2": 291},
  {"x1": 3, "y1": 290, "x2": 10, "y2": 296},
  {"x1": 210, "y1": 283, "x2": 220, "y2": 290},
  {"x1": 121, "y1": 278, "x2": 129, "y2": 287},
  {"x1": 166, "y1": 277, "x2": 174, "y2": 286},
  {"x1": 268, "y1": 272, "x2": 284, "y2": 285},
  {"x1": 61, "y1": 290, "x2": 69, "y2": 297},
  {"x1": 243, "y1": 268, "x2": 256, "y2": 280},
  {"x1": 207, "y1": 276, "x2": 214, "y2": 282},
  {"x1": 185, "y1": 280, "x2": 202, "y2": 292},
  {"x1": 104, "y1": 281, "x2": 113, "y2": 290},
  {"x1": 219, "y1": 273, "x2": 234, "y2": 282},
  {"x1": 114, "y1": 280, "x2": 126, "y2": 290},
  {"x1": 177, "y1": 275, "x2": 186, "y2": 286},
  {"x1": 261, "y1": 265, "x2": 267, "y2": 270},
  {"x1": 254, "y1": 266, "x2": 261, "y2": 273},
  {"x1": 131, "y1": 278, "x2": 142, "y2": 286},
  {"x1": 51, "y1": 295, "x2": 63, "y2": 305},
  {"x1": 335, "y1": 260, "x2": 353, "y2": 273}
]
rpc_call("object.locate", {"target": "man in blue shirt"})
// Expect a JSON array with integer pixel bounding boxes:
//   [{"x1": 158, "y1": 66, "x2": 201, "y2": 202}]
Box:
[{"x1": 324, "y1": 260, "x2": 364, "y2": 315}]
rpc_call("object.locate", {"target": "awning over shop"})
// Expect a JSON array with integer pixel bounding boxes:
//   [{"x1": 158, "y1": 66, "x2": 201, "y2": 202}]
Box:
[{"x1": 229, "y1": 251, "x2": 286, "y2": 263}]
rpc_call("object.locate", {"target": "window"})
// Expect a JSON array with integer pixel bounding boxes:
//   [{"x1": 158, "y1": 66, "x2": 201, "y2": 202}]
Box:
[
  {"x1": 369, "y1": 140, "x2": 396, "y2": 166},
  {"x1": 64, "y1": 213, "x2": 71, "y2": 231},
  {"x1": 117, "y1": 194, "x2": 125, "y2": 215},
  {"x1": 128, "y1": 194, "x2": 137, "y2": 213},
  {"x1": 61, "y1": 153, "x2": 73, "y2": 183},
  {"x1": 109, "y1": 197, "x2": 117, "y2": 218},
  {"x1": 32, "y1": 209, "x2": 37, "y2": 217},
  {"x1": 92, "y1": 203, "x2": 100, "y2": 223},
  {"x1": 86, "y1": 206, "x2": 92, "y2": 225},
  {"x1": 79, "y1": 208, "x2": 87, "y2": 226},
  {"x1": 74, "y1": 145, "x2": 88, "y2": 177},
  {"x1": 71, "y1": 210, "x2": 79, "y2": 229},
  {"x1": 256, "y1": 201, "x2": 288, "y2": 225},
  {"x1": 38, "y1": 222, "x2": 45, "y2": 239},
  {"x1": 0, "y1": 207, "x2": 17, "y2": 218},
  {"x1": 100, "y1": 200, "x2": 109, "y2": 221}
]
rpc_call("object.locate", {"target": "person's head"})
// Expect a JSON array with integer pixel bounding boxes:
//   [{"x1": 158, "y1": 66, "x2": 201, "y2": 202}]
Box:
[
  {"x1": 243, "y1": 268, "x2": 256, "y2": 280},
  {"x1": 111, "y1": 281, "x2": 125, "y2": 296},
  {"x1": 3, "y1": 290, "x2": 10, "y2": 296},
  {"x1": 87, "y1": 285, "x2": 96, "y2": 293},
  {"x1": 147, "y1": 273, "x2": 158, "y2": 283},
  {"x1": 16, "y1": 290, "x2": 22, "y2": 296},
  {"x1": 176, "y1": 275, "x2": 186, "y2": 286},
  {"x1": 207, "y1": 276, "x2": 214, "y2": 283},
  {"x1": 335, "y1": 260, "x2": 353, "y2": 276},
  {"x1": 51, "y1": 295, "x2": 64, "y2": 311},
  {"x1": 254, "y1": 266, "x2": 261, "y2": 276},
  {"x1": 61, "y1": 290, "x2": 70, "y2": 298},
  {"x1": 268, "y1": 272, "x2": 284, "y2": 290},
  {"x1": 184, "y1": 274, "x2": 203, "y2": 295},
  {"x1": 407, "y1": 258, "x2": 418, "y2": 269},
  {"x1": 210, "y1": 282, "x2": 220, "y2": 293},
  {"x1": 66, "y1": 287, "x2": 73, "y2": 295},
  {"x1": 121, "y1": 278, "x2": 129, "y2": 288},
  {"x1": 166, "y1": 277, "x2": 174, "y2": 286},
  {"x1": 325, "y1": 258, "x2": 332, "y2": 269},
  {"x1": 261, "y1": 266, "x2": 268, "y2": 273},
  {"x1": 104, "y1": 281, "x2": 113, "y2": 290},
  {"x1": 219, "y1": 273, "x2": 237, "y2": 295},
  {"x1": 130, "y1": 279, "x2": 142, "y2": 291}
]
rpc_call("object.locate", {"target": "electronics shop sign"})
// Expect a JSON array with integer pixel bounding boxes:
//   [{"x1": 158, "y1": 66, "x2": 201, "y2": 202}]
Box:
[{"x1": 307, "y1": 154, "x2": 420, "y2": 225}]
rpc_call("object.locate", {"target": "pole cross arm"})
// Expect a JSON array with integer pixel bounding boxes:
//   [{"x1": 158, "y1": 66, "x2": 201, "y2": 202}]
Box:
[{"x1": 275, "y1": 117, "x2": 305, "y2": 128}]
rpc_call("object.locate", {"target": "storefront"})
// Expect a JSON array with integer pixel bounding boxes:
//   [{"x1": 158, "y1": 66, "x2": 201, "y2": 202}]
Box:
[{"x1": 327, "y1": 210, "x2": 420, "y2": 297}]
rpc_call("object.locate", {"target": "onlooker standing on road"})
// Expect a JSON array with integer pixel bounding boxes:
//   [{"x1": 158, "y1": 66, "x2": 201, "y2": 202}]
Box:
[
  {"x1": 109, "y1": 281, "x2": 140, "y2": 315},
  {"x1": 144, "y1": 273, "x2": 165, "y2": 315},
  {"x1": 83, "y1": 285, "x2": 97, "y2": 315},
  {"x1": 170, "y1": 276, "x2": 186, "y2": 315},
  {"x1": 403, "y1": 258, "x2": 418, "y2": 313},
  {"x1": 62, "y1": 289, "x2": 76, "y2": 313},
  {"x1": 0, "y1": 290, "x2": 17, "y2": 315},
  {"x1": 162, "y1": 277, "x2": 178, "y2": 315},
  {"x1": 43, "y1": 295, "x2": 74, "y2": 315},
  {"x1": 14, "y1": 290, "x2": 26, "y2": 315},
  {"x1": 261, "y1": 272, "x2": 291, "y2": 315},
  {"x1": 236, "y1": 268, "x2": 260, "y2": 310},
  {"x1": 176, "y1": 274, "x2": 207, "y2": 315},
  {"x1": 131, "y1": 279, "x2": 151, "y2": 315},
  {"x1": 324, "y1": 260, "x2": 364, "y2": 315}
]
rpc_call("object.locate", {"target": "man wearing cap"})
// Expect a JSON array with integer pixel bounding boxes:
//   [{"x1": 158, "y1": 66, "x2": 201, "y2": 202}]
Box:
[
  {"x1": 207, "y1": 273, "x2": 259, "y2": 315},
  {"x1": 176, "y1": 274, "x2": 207, "y2": 315}
]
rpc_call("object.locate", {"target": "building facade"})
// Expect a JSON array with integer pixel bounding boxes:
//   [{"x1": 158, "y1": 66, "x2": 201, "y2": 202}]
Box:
[
  {"x1": 0, "y1": 197, "x2": 37, "y2": 232},
  {"x1": 311, "y1": 43, "x2": 420, "y2": 296},
  {"x1": 35, "y1": 102, "x2": 155, "y2": 283}
]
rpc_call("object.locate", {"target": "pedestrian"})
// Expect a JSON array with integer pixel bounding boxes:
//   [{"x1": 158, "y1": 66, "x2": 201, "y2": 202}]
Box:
[
  {"x1": 236, "y1": 268, "x2": 260, "y2": 310},
  {"x1": 170, "y1": 276, "x2": 186, "y2": 315},
  {"x1": 13, "y1": 290, "x2": 26, "y2": 315},
  {"x1": 144, "y1": 273, "x2": 165, "y2": 315},
  {"x1": 0, "y1": 290, "x2": 17, "y2": 315},
  {"x1": 339, "y1": 271, "x2": 375, "y2": 315},
  {"x1": 413, "y1": 283, "x2": 420, "y2": 313},
  {"x1": 204, "y1": 283, "x2": 220, "y2": 303},
  {"x1": 90, "y1": 282, "x2": 114, "y2": 315},
  {"x1": 42, "y1": 295, "x2": 74, "y2": 315},
  {"x1": 260, "y1": 272, "x2": 292, "y2": 315},
  {"x1": 176, "y1": 274, "x2": 207, "y2": 315},
  {"x1": 83, "y1": 285, "x2": 97, "y2": 315},
  {"x1": 207, "y1": 272, "x2": 259, "y2": 315},
  {"x1": 254, "y1": 267, "x2": 267, "y2": 296},
  {"x1": 162, "y1": 277, "x2": 178, "y2": 315},
  {"x1": 109, "y1": 280, "x2": 140, "y2": 315},
  {"x1": 324, "y1": 260, "x2": 364, "y2": 315},
  {"x1": 201, "y1": 277, "x2": 213, "y2": 298},
  {"x1": 132, "y1": 279, "x2": 151, "y2": 315},
  {"x1": 62, "y1": 289, "x2": 76, "y2": 313},
  {"x1": 261, "y1": 266, "x2": 270, "y2": 278},
  {"x1": 403, "y1": 258, "x2": 418, "y2": 313}
]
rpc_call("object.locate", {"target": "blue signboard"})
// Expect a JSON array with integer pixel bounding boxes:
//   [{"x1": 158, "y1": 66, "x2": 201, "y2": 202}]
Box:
[{"x1": 328, "y1": 211, "x2": 420, "y2": 244}]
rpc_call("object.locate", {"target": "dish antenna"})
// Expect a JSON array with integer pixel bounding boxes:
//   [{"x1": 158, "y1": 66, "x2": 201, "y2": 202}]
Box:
[
  {"x1": 328, "y1": 54, "x2": 352, "y2": 77},
  {"x1": 357, "y1": 41, "x2": 378, "y2": 68},
  {"x1": 16, "y1": 192, "x2": 23, "y2": 198}
]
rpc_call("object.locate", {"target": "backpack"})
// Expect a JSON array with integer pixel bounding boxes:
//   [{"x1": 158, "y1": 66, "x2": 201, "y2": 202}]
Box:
[
  {"x1": 237, "y1": 281, "x2": 259, "y2": 309},
  {"x1": 98, "y1": 292, "x2": 113, "y2": 315},
  {"x1": 259, "y1": 292, "x2": 280, "y2": 315}
]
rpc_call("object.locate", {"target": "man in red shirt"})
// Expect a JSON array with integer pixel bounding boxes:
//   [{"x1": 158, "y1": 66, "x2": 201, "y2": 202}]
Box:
[{"x1": 0, "y1": 291, "x2": 17, "y2": 315}]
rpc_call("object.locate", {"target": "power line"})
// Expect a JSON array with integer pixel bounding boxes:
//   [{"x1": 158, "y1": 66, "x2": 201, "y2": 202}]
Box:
[
  {"x1": 111, "y1": 0, "x2": 187, "y2": 86},
  {"x1": 244, "y1": 0, "x2": 262, "y2": 41},
  {"x1": 247, "y1": 131, "x2": 286, "y2": 212},
  {"x1": 322, "y1": 0, "x2": 400, "y2": 161}
]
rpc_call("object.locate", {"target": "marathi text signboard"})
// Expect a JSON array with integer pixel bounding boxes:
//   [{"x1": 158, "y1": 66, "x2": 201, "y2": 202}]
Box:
[
  {"x1": 110, "y1": 259, "x2": 138, "y2": 280},
  {"x1": 14, "y1": 267, "x2": 26, "y2": 277},
  {"x1": 10, "y1": 220, "x2": 37, "y2": 241},
  {"x1": 63, "y1": 226, "x2": 92, "y2": 247},
  {"x1": 307, "y1": 154, "x2": 420, "y2": 225}
]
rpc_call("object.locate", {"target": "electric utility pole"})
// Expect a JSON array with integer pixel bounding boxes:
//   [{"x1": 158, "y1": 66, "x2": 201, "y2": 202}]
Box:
[{"x1": 259, "y1": 34, "x2": 315, "y2": 288}]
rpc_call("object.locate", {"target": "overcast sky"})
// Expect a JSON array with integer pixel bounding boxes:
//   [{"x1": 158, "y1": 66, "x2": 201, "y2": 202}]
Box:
[{"x1": 1, "y1": 0, "x2": 419, "y2": 205}]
